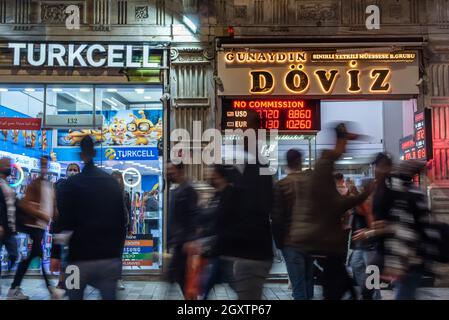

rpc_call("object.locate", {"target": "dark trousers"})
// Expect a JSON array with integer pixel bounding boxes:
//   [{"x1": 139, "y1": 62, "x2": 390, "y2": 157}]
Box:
[
  {"x1": 66, "y1": 258, "x2": 122, "y2": 300},
  {"x1": 11, "y1": 226, "x2": 51, "y2": 291},
  {"x1": 322, "y1": 255, "x2": 356, "y2": 300},
  {"x1": 282, "y1": 247, "x2": 315, "y2": 300},
  {"x1": 168, "y1": 245, "x2": 187, "y2": 296},
  {"x1": 0, "y1": 234, "x2": 18, "y2": 276}
]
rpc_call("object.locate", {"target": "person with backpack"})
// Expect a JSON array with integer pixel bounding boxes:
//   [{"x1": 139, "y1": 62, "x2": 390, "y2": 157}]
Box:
[
  {"x1": 8, "y1": 156, "x2": 55, "y2": 300},
  {"x1": 0, "y1": 157, "x2": 18, "y2": 294}
]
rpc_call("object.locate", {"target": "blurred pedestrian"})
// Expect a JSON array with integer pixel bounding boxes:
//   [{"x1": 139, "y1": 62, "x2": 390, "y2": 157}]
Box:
[
  {"x1": 8, "y1": 156, "x2": 54, "y2": 300},
  {"x1": 348, "y1": 182, "x2": 381, "y2": 300},
  {"x1": 383, "y1": 161, "x2": 429, "y2": 300},
  {"x1": 144, "y1": 190, "x2": 159, "y2": 212},
  {"x1": 351, "y1": 153, "x2": 394, "y2": 297},
  {"x1": 57, "y1": 136, "x2": 126, "y2": 300},
  {"x1": 289, "y1": 123, "x2": 373, "y2": 300},
  {"x1": 49, "y1": 162, "x2": 81, "y2": 299},
  {"x1": 195, "y1": 164, "x2": 243, "y2": 300},
  {"x1": 167, "y1": 162, "x2": 199, "y2": 298},
  {"x1": 222, "y1": 162, "x2": 273, "y2": 300},
  {"x1": 111, "y1": 171, "x2": 132, "y2": 291},
  {"x1": 0, "y1": 157, "x2": 17, "y2": 294},
  {"x1": 272, "y1": 149, "x2": 314, "y2": 300}
]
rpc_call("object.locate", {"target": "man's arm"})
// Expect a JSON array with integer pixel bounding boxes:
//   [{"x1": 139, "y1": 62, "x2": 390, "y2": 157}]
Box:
[{"x1": 337, "y1": 191, "x2": 372, "y2": 215}]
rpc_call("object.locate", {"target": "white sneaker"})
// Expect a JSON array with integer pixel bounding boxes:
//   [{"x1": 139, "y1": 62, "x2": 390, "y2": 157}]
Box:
[
  {"x1": 117, "y1": 280, "x2": 125, "y2": 291},
  {"x1": 7, "y1": 287, "x2": 29, "y2": 300},
  {"x1": 49, "y1": 286, "x2": 66, "y2": 300}
]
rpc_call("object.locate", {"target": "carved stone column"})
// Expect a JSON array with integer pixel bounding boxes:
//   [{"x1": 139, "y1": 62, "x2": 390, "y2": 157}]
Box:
[{"x1": 170, "y1": 47, "x2": 215, "y2": 182}]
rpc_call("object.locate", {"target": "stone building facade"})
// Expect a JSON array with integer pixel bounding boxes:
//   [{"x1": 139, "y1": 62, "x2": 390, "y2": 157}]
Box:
[
  {"x1": 0, "y1": 0, "x2": 449, "y2": 283},
  {"x1": 0, "y1": 0, "x2": 448, "y2": 184}
]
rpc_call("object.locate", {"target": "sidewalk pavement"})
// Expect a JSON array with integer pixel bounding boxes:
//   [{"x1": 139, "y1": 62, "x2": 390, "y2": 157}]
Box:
[{"x1": 2, "y1": 278, "x2": 449, "y2": 300}]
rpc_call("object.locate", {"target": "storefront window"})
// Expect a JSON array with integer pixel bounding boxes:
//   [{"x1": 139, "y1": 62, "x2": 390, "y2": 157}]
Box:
[
  {"x1": 46, "y1": 85, "x2": 94, "y2": 116},
  {"x1": 0, "y1": 85, "x2": 44, "y2": 118},
  {"x1": 50, "y1": 85, "x2": 165, "y2": 272},
  {"x1": 0, "y1": 84, "x2": 166, "y2": 274},
  {"x1": 0, "y1": 85, "x2": 55, "y2": 272},
  {"x1": 94, "y1": 85, "x2": 165, "y2": 271}
]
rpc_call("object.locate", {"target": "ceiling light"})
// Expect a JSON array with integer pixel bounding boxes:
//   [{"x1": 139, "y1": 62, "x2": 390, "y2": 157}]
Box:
[
  {"x1": 135, "y1": 88, "x2": 145, "y2": 94},
  {"x1": 144, "y1": 96, "x2": 152, "y2": 100},
  {"x1": 0, "y1": 88, "x2": 8, "y2": 92},
  {"x1": 52, "y1": 88, "x2": 63, "y2": 92},
  {"x1": 106, "y1": 88, "x2": 118, "y2": 92},
  {"x1": 104, "y1": 98, "x2": 117, "y2": 107},
  {"x1": 24, "y1": 88, "x2": 35, "y2": 92},
  {"x1": 183, "y1": 15, "x2": 198, "y2": 33},
  {"x1": 343, "y1": 157, "x2": 354, "y2": 160},
  {"x1": 80, "y1": 88, "x2": 91, "y2": 92}
]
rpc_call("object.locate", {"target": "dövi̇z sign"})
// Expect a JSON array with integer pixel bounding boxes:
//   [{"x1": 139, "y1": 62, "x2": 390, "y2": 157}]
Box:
[{"x1": 217, "y1": 50, "x2": 420, "y2": 96}]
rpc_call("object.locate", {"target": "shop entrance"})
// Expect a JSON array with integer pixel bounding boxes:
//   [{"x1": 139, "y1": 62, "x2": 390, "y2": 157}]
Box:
[{"x1": 0, "y1": 83, "x2": 167, "y2": 274}]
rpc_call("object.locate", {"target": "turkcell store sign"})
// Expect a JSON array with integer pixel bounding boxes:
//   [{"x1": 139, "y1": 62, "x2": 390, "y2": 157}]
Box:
[
  {"x1": 8, "y1": 43, "x2": 157, "y2": 68},
  {"x1": 53, "y1": 146, "x2": 158, "y2": 162},
  {"x1": 123, "y1": 234, "x2": 153, "y2": 267},
  {"x1": 103, "y1": 147, "x2": 158, "y2": 161}
]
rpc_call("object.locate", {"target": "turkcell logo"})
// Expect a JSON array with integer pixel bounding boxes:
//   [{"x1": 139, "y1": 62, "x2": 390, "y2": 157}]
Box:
[{"x1": 104, "y1": 147, "x2": 158, "y2": 161}]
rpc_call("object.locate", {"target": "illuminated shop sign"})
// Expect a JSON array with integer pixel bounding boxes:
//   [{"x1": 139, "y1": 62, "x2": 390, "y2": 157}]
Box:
[
  {"x1": 103, "y1": 147, "x2": 158, "y2": 161},
  {"x1": 217, "y1": 50, "x2": 419, "y2": 96},
  {"x1": 8, "y1": 43, "x2": 157, "y2": 68},
  {"x1": 221, "y1": 99, "x2": 320, "y2": 132},
  {"x1": 400, "y1": 110, "x2": 433, "y2": 161}
]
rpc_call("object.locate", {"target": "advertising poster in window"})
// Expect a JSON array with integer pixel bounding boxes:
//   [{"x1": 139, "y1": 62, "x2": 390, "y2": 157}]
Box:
[
  {"x1": 0, "y1": 105, "x2": 51, "y2": 158},
  {"x1": 122, "y1": 234, "x2": 154, "y2": 267},
  {"x1": 57, "y1": 109, "x2": 163, "y2": 147}
]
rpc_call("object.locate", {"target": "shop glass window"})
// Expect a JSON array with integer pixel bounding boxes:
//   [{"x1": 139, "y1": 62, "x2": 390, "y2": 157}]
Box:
[
  {"x1": 95, "y1": 85, "x2": 164, "y2": 113},
  {"x1": 0, "y1": 85, "x2": 47, "y2": 159},
  {"x1": 45, "y1": 85, "x2": 95, "y2": 127},
  {"x1": 94, "y1": 85, "x2": 164, "y2": 272},
  {"x1": 0, "y1": 85, "x2": 53, "y2": 273},
  {"x1": 0, "y1": 85, "x2": 44, "y2": 118}
]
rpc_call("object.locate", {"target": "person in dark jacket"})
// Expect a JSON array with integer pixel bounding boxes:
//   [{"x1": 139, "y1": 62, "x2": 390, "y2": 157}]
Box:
[
  {"x1": 50, "y1": 162, "x2": 80, "y2": 299},
  {"x1": 167, "y1": 161, "x2": 199, "y2": 297},
  {"x1": 348, "y1": 182, "x2": 381, "y2": 300},
  {"x1": 57, "y1": 136, "x2": 126, "y2": 300},
  {"x1": 218, "y1": 161, "x2": 274, "y2": 300},
  {"x1": 272, "y1": 149, "x2": 314, "y2": 300},
  {"x1": 289, "y1": 123, "x2": 374, "y2": 300},
  {"x1": 351, "y1": 153, "x2": 394, "y2": 298},
  {"x1": 195, "y1": 164, "x2": 236, "y2": 300}
]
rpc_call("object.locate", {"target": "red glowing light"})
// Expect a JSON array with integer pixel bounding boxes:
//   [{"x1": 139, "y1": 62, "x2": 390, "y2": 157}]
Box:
[{"x1": 223, "y1": 99, "x2": 320, "y2": 132}]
